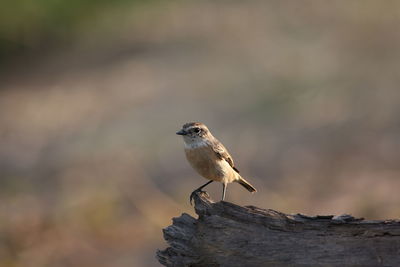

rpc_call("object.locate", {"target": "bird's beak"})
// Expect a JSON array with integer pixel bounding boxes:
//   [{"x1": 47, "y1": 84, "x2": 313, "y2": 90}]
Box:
[{"x1": 176, "y1": 129, "x2": 187, "y2": 135}]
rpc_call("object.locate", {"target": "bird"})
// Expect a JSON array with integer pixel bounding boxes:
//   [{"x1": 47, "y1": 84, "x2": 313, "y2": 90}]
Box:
[{"x1": 176, "y1": 122, "x2": 256, "y2": 203}]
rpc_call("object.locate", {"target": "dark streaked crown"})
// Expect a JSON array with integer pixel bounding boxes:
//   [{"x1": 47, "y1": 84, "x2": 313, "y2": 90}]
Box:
[{"x1": 182, "y1": 122, "x2": 205, "y2": 129}]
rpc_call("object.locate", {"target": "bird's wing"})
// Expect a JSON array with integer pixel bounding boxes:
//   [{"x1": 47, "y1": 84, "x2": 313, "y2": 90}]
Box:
[{"x1": 211, "y1": 139, "x2": 240, "y2": 173}]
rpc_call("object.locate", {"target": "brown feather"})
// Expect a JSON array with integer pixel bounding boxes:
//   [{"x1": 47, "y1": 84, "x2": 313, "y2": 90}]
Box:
[{"x1": 211, "y1": 138, "x2": 239, "y2": 173}]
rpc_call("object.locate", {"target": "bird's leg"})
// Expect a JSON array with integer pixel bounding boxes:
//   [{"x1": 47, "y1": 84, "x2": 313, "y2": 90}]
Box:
[
  {"x1": 190, "y1": 180, "x2": 213, "y2": 205},
  {"x1": 222, "y1": 183, "x2": 227, "y2": 201}
]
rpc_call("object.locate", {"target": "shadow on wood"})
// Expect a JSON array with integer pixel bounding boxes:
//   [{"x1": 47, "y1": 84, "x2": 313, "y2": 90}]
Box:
[{"x1": 156, "y1": 191, "x2": 400, "y2": 266}]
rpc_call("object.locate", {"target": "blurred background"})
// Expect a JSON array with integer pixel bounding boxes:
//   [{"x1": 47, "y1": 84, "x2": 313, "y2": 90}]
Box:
[{"x1": 1, "y1": 0, "x2": 400, "y2": 266}]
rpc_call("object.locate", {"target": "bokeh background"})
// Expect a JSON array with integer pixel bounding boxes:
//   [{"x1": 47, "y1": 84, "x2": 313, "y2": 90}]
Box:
[{"x1": 1, "y1": 1, "x2": 400, "y2": 266}]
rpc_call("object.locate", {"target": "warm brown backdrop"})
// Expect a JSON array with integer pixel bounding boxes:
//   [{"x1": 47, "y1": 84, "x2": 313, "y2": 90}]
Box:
[{"x1": 1, "y1": 1, "x2": 400, "y2": 266}]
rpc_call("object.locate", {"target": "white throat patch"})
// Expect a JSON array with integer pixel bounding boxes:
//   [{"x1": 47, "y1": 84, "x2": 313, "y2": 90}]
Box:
[{"x1": 184, "y1": 139, "x2": 208, "y2": 149}]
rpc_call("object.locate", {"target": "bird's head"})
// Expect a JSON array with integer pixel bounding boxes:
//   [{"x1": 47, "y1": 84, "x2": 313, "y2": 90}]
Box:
[{"x1": 176, "y1": 122, "x2": 212, "y2": 146}]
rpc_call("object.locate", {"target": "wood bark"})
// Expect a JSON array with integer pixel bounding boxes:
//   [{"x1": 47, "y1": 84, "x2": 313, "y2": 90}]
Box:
[{"x1": 157, "y1": 191, "x2": 400, "y2": 267}]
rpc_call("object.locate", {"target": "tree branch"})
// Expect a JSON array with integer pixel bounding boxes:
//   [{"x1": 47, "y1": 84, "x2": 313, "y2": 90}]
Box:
[{"x1": 157, "y1": 191, "x2": 400, "y2": 266}]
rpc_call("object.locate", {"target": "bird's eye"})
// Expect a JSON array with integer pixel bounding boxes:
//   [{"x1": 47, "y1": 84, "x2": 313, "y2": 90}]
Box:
[{"x1": 194, "y1": 128, "x2": 201, "y2": 133}]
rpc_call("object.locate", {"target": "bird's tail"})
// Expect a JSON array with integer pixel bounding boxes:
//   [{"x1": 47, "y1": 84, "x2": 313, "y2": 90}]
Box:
[{"x1": 237, "y1": 176, "x2": 257, "y2": 193}]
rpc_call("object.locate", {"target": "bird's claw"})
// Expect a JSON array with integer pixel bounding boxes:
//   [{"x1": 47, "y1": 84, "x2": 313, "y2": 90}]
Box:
[{"x1": 189, "y1": 190, "x2": 208, "y2": 205}]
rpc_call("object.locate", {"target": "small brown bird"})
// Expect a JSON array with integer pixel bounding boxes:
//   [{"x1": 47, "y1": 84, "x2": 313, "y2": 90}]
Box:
[{"x1": 176, "y1": 122, "x2": 256, "y2": 203}]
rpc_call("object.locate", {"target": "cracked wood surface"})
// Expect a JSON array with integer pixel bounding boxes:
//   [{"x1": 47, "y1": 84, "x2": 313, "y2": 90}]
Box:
[{"x1": 157, "y1": 192, "x2": 400, "y2": 266}]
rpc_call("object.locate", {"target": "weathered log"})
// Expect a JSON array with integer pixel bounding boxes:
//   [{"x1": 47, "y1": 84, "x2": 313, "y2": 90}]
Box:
[{"x1": 156, "y1": 191, "x2": 400, "y2": 266}]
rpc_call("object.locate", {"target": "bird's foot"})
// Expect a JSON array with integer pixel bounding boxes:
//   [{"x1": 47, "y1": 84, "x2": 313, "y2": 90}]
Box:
[{"x1": 190, "y1": 190, "x2": 209, "y2": 205}]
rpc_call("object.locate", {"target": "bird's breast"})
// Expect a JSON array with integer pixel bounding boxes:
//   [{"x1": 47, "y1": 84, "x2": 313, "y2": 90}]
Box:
[{"x1": 184, "y1": 146, "x2": 233, "y2": 182}]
